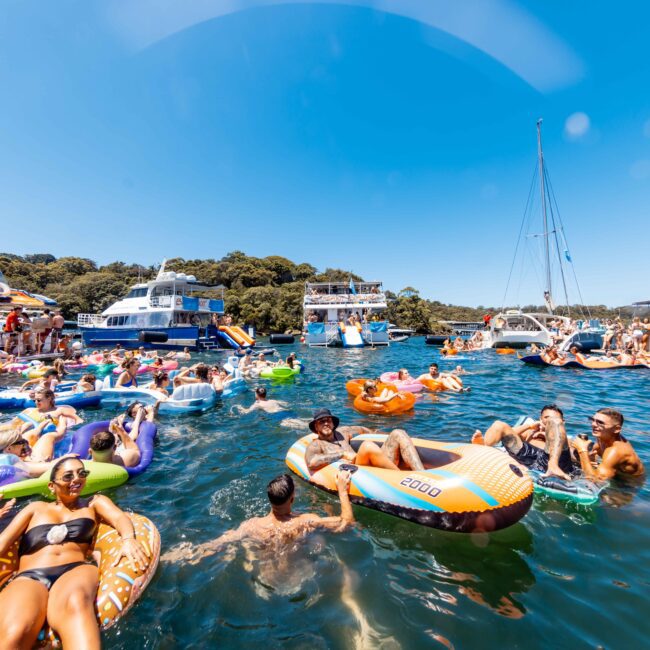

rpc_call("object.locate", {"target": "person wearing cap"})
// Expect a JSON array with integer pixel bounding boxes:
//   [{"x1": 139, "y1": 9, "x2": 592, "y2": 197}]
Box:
[
  {"x1": 161, "y1": 470, "x2": 354, "y2": 566},
  {"x1": 304, "y1": 408, "x2": 424, "y2": 473}
]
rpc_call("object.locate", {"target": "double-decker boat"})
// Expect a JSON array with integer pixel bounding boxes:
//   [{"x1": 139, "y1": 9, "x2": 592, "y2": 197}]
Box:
[
  {"x1": 303, "y1": 281, "x2": 390, "y2": 347},
  {"x1": 77, "y1": 262, "x2": 254, "y2": 351}
]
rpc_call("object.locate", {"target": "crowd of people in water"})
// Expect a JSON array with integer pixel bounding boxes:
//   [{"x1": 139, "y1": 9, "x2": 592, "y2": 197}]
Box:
[{"x1": 0, "y1": 327, "x2": 647, "y2": 647}]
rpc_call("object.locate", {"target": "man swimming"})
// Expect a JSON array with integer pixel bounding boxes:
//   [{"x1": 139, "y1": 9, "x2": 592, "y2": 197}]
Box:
[
  {"x1": 471, "y1": 404, "x2": 574, "y2": 479},
  {"x1": 416, "y1": 363, "x2": 467, "y2": 392},
  {"x1": 161, "y1": 470, "x2": 354, "y2": 565},
  {"x1": 233, "y1": 387, "x2": 288, "y2": 414},
  {"x1": 304, "y1": 408, "x2": 424, "y2": 472},
  {"x1": 571, "y1": 408, "x2": 644, "y2": 479}
]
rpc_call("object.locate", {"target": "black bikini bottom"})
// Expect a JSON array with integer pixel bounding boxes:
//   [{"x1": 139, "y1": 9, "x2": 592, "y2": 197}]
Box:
[{"x1": 15, "y1": 560, "x2": 95, "y2": 591}]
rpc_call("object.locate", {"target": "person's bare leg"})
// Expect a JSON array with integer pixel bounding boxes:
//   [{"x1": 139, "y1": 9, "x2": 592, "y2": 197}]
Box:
[
  {"x1": 355, "y1": 441, "x2": 399, "y2": 470},
  {"x1": 46, "y1": 564, "x2": 101, "y2": 650},
  {"x1": 543, "y1": 418, "x2": 570, "y2": 479},
  {"x1": 30, "y1": 432, "x2": 57, "y2": 461},
  {"x1": 381, "y1": 429, "x2": 424, "y2": 471},
  {"x1": 0, "y1": 578, "x2": 49, "y2": 649},
  {"x1": 472, "y1": 421, "x2": 524, "y2": 456}
]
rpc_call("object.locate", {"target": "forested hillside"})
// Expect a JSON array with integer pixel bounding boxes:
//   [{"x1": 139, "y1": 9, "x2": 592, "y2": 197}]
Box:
[{"x1": 0, "y1": 252, "x2": 626, "y2": 333}]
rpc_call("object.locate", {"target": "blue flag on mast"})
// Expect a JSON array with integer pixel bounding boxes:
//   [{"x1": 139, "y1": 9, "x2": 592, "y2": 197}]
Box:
[
  {"x1": 349, "y1": 278, "x2": 356, "y2": 295},
  {"x1": 564, "y1": 249, "x2": 572, "y2": 263}
]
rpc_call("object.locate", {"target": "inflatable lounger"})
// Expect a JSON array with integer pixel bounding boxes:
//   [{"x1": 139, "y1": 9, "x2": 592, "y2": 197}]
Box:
[{"x1": 286, "y1": 433, "x2": 533, "y2": 532}]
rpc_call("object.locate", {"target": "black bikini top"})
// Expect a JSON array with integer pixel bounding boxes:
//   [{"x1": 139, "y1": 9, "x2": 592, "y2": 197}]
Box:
[{"x1": 19, "y1": 517, "x2": 97, "y2": 556}]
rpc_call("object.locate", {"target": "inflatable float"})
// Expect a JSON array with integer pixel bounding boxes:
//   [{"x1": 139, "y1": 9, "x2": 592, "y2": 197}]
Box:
[
  {"x1": 496, "y1": 348, "x2": 516, "y2": 355},
  {"x1": 520, "y1": 354, "x2": 649, "y2": 370},
  {"x1": 418, "y1": 378, "x2": 446, "y2": 392},
  {"x1": 512, "y1": 417, "x2": 605, "y2": 505},
  {"x1": 440, "y1": 348, "x2": 458, "y2": 356},
  {"x1": 286, "y1": 433, "x2": 533, "y2": 532},
  {"x1": 345, "y1": 379, "x2": 396, "y2": 398},
  {"x1": 0, "y1": 460, "x2": 128, "y2": 499},
  {"x1": 69, "y1": 420, "x2": 157, "y2": 478},
  {"x1": 0, "y1": 387, "x2": 102, "y2": 411},
  {"x1": 353, "y1": 392, "x2": 416, "y2": 415},
  {"x1": 259, "y1": 366, "x2": 300, "y2": 380},
  {"x1": 378, "y1": 372, "x2": 424, "y2": 393},
  {"x1": 112, "y1": 360, "x2": 178, "y2": 376},
  {"x1": 0, "y1": 512, "x2": 160, "y2": 640}
]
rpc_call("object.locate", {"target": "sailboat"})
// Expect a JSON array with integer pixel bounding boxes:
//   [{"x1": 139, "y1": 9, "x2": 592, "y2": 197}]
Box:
[{"x1": 486, "y1": 120, "x2": 603, "y2": 351}]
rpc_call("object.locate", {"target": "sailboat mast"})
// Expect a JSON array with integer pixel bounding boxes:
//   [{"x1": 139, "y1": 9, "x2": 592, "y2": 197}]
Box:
[{"x1": 537, "y1": 119, "x2": 552, "y2": 312}]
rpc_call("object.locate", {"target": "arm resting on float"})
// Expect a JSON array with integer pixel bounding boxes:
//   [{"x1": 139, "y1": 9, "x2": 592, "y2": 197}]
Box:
[{"x1": 0, "y1": 501, "x2": 35, "y2": 556}]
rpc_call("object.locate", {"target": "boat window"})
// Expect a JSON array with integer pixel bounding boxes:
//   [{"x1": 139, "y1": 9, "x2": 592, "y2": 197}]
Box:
[{"x1": 125, "y1": 287, "x2": 147, "y2": 299}]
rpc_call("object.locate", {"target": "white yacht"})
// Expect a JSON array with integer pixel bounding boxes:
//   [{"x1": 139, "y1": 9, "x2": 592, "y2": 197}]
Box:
[
  {"x1": 78, "y1": 261, "x2": 254, "y2": 351},
  {"x1": 303, "y1": 281, "x2": 390, "y2": 347}
]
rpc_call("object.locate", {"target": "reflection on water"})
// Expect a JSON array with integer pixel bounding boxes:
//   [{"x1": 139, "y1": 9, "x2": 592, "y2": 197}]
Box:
[{"x1": 1, "y1": 339, "x2": 648, "y2": 648}]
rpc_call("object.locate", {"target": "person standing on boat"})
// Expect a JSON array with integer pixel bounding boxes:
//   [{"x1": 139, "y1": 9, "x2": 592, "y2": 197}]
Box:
[
  {"x1": 471, "y1": 405, "x2": 573, "y2": 480},
  {"x1": 571, "y1": 409, "x2": 644, "y2": 479},
  {"x1": 304, "y1": 408, "x2": 424, "y2": 473}
]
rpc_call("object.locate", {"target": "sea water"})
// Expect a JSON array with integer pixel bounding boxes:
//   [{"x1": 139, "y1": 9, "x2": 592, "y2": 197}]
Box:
[{"x1": 2, "y1": 338, "x2": 648, "y2": 648}]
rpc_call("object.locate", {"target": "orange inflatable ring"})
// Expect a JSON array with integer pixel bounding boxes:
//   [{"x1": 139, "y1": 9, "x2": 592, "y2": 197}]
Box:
[
  {"x1": 419, "y1": 378, "x2": 446, "y2": 392},
  {"x1": 345, "y1": 379, "x2": 397, "y2": 398},
  {"x1": 496, "y1": 348, "x2": 516, "y2": 355},
  {"x1": 0, "y1": 513, "x2": 160, "y2": 643},
  {"x1": 441, "y1": 348, "x2": 458, "y2": 356},
  {"x1": 353, "y1": 391, "x2": 416, "y2": 415}
]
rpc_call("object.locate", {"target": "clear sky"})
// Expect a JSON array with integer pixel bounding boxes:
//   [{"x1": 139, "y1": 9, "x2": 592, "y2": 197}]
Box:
[{"x1": 1, "y1": 1, "x2": 649, "y2": 307}]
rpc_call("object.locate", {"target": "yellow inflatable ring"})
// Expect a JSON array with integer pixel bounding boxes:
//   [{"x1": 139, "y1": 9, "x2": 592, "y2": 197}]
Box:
[{"x1": 0, "y1": 513, "x2": 160, "y2": 642}]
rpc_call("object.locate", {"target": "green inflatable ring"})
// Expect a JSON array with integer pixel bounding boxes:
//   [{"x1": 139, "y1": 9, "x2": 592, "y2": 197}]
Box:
[
  {"x1": 0, "y1": 460, "x2": 129, "y2": 499},
  {"x1": 259, "y1": 366, "x2": 300, "y2": 379}
]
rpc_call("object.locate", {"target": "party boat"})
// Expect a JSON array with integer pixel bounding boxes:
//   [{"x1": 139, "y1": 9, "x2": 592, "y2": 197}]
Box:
[
  {"x1": 77, "y1": 262, "x2": 254, "y2": 351},
  {"x1": 303, "y1": 280, "x2": 390, "y2": 347}
]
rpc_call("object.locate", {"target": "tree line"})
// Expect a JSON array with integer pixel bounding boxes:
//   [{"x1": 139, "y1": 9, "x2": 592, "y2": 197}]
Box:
[{"x1": 0, "y1": 252, "x2": 628, "y2": 334}]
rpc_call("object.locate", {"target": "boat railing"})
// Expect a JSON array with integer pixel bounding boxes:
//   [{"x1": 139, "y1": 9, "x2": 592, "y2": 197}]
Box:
[
  {"x1": 304, "y1": 293, "x2": 386, "y2": 305},
  {"x1": 77, "y1": 313, "x2": 104, "y2": 327}
]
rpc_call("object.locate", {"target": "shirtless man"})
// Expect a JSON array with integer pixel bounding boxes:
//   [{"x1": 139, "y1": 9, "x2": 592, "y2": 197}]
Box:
[
  {"x1": 161, "y1": 471, "x2": 354, "y2": 566},
  {"x1": 234, "y1": 387, "x2": 288, "y2": 414},
  {"x1": 416, "y1": 363, "x2": 467, "y2": 392},
  {"x1": 88, "y1": 408, "x2": 147, "y2": 468},
  {"x1": 304, "y1": 408, "x2": 424, "y2": 472},
  {"x1": 471, "y1": 404, "x2": 574, "y2": 479},
  {"x1": 571, "y1": 409, "x2": 644, "y2": 480}
]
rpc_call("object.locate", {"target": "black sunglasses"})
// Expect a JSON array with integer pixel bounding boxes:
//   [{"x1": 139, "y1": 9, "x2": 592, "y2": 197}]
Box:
[{"x1": 588, "y1": 416, "x2": 609, "y2": 428}]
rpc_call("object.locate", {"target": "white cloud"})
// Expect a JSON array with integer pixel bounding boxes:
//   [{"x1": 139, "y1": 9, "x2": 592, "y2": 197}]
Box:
[
  {"x1": 564, "y1": 112, "x2": 590, "y2": 140},
  {"x1": 630, "y1": 159, "x2": 650, "y2": 181}
]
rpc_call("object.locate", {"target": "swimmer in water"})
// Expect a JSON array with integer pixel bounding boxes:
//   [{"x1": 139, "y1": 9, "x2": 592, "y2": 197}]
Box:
[
  {"x1": 416, "y1": 363, "x2": 468, "y2": 392},
  {"x1": 161, "y1": 471, "x2": 354, "y2": 565},
  {"x1": 233, "y1": 387, "x2": 288, "y2": 415}
]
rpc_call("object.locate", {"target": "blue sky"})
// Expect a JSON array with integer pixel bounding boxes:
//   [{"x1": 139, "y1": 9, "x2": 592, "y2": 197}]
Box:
[{"x1": 1, "y1": 1, "x2": 649, "y2": 307}]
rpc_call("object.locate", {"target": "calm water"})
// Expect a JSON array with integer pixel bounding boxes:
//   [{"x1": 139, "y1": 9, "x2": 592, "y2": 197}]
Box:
[{"x1": 3, "y1": 339, "x2": 650, "y2": 649}]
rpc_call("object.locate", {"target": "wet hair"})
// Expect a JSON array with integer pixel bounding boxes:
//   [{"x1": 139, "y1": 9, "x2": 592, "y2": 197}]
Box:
[
  {"x1": 255, "y1": 386, "x2": 267, "y2": 398},
  {"x1": 35, "y1": 388, "x2": 55, "y2": 402},
  {"x1": 125, "y1": 402, "x2": 143, "y2": 418},
  {"x1": 267, "y1": 474, "x2": 295, "y2": 506},
  {"x1": 90, "y1": 430, "x2": 116, "y2": 452},
  {"x1": 429, "y1": 363, "x2": 439, "y2": 370},
  {"x1": 153, "y1": 370, "x2": 168, "y2": 386},
  {"x1": 43, "y1": 368, "x2": 59, "y2": 378},
  {"x1": 81, "y1": 373, "x2": 96, "y2": 384},
  {"x1": 540, "y1": 404, "x2": 564, "y2": 420},
  {"x1": 596, "y1": 408, "x2": 624, "y2": 427},
  {"x1": 195, "y1": 364, "x2": 209, "y2": 381},
  {"x1": 49, "y1": 456, "x2": 84, "y2": 481}
]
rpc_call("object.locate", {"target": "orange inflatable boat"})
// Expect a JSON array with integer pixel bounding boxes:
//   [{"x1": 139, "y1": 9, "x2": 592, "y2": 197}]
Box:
[
  {"x1": 286, "y1": 433, "x2": 533, "y2": 532},
  {"x1": 353, "y1": 391, "x2": 416, "y2": 415},
  {"x1": 345, "y1": 378, "x2": 396, "y2": 398}
]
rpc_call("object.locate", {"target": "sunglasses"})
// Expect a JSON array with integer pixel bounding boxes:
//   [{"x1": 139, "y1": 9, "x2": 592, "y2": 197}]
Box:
[
  {"x1": 56, "y1": 469, "x2": 90, "y2": 483},
  {"x1": 588, "y1": 416, "x2": 609, "y2": 428}
]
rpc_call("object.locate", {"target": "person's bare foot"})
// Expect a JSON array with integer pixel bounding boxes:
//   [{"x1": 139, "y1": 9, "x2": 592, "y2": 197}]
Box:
[
  {"x1": 471, "y1": 430, "x2": 485, "y2": 445},
  {"x1": 543, "y1": 465, "x2": 571, "y2": 481}
]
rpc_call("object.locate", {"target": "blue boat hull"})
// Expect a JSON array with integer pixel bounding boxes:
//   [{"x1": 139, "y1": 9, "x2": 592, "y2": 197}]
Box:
[{"x1": 81, "y1": 326, "x2": 201, "y2": 351}]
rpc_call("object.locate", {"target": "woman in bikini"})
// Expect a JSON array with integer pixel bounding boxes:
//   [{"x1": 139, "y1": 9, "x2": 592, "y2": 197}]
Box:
[
  {"x1": 0, "y1": 458, "x2": 146, "y2": 649},
  {"x1": 115, "y1": 358, "x2": 140, "y2": 388},
  {"x1": 0, "y1": 457, "x2": 148, "y2": 648}
]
